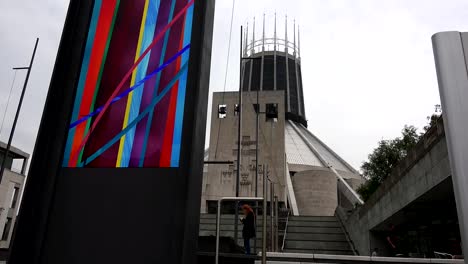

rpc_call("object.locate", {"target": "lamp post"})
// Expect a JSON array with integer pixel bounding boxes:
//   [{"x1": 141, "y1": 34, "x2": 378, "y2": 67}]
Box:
[
  {"x1": 233, "y1": 26, "x2": 263, "y2": 244},
  {"x1": 0, "y1": 38, "x2": 39, "y2": 183}
]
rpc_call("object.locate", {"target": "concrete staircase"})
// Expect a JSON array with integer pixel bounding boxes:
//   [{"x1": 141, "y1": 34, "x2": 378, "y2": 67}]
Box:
[
  {"x1": 283, "y1": 215, "x2": 355, "y2": 255},
  {"x1": 199, "y1": 214, "x2": 355, "y2": 255}
]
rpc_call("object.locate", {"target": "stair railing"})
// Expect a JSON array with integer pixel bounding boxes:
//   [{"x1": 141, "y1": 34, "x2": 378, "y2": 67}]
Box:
[
  {"x1": 280, "y1": 209, "x2": 290, "y2": 252},
  {"x1": 215, "y1": 197, "x2": 266, "y2": 264}
]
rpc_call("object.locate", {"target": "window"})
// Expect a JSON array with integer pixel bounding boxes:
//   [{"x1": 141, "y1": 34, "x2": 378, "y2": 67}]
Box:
[
  {"x1": 218, "y1": 104, "x2": 227, "y2": 118},
  {"x1": 1, "y1": 218, "x2": 12, "y2": 241},
  {"x1": 265, "y1": 103, "x2": 278, "y2": 122},
  {"x1": 234, "y1": 104, "x2": 240, "y2": 115},
  {"x1": 253, "y1": 103, "x2": 260, "y2": 114},
  {"x1": 10, "y1": 187, "x2": 19, "y2": 208}
]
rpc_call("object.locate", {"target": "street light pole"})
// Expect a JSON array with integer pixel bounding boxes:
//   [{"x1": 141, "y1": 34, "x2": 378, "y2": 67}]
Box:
[
  {"x1": 0, "y1": 38, "x2": 39, "y2": 183},
  {"x1": 234, "y1": 25, "x2": 263, "y2": 246},
  {"x1": 234, "y1": 26, "x2": 243, "y2": 244}
]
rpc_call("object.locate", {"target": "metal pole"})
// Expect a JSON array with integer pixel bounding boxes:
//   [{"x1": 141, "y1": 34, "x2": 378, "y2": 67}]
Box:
[
  {"x1": 262, "y1": 165, "x2": 267, "y2": 264},
  {"x1": 215, "y1": 200, "x2": 222, "y2": 264},
  {"x1": 274, "y1": 195, "x2": 279, "y2": 252},
  {"x1": 0, "y1": 38, "x2": 38, "y2": 183},
  {"x1": 254, "y1": 22, "x2": 260, "y2": 256},
  {"x1": 270, "y1": 181, "x2": 274, "y2": 251},
  {"x1": 234, "y1": 26, "x2": 243, "y2": 245}
]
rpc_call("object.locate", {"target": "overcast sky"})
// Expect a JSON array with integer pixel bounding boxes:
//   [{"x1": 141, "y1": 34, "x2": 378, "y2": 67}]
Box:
[{"x1": 1, "y1": 0, "x2": 467, "y2": 171}]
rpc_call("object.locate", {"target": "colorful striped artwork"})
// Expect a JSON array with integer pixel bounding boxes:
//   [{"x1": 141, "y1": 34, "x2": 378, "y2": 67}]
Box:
[{"x1": 62, "y1": 0, "x2": 194, "y2": 168}]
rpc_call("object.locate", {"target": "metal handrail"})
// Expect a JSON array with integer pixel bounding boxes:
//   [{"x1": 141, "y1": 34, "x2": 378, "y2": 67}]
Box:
[
  {"x1": 215, "y1": 197, "x2": 266, "y2": 264},
  {"x1": 280, "y1": 209, "x2": 290, "y2": 251},
  {"x1": 335, "y1": 207, "x2": 359, "y2": 256}
]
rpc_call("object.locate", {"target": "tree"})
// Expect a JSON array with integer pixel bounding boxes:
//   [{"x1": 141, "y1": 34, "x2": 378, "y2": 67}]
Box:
[
  {"x1": 357, "y1": 126, "x2": 420, "y2": 201},
  {"x1": 357, "y1": 106, "x2": 442, "y2": 202}
]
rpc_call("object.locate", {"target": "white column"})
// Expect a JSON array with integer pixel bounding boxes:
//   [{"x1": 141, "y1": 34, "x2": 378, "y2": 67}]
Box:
[{"x1": 432, "y1": 31, "x2": 468, "y2": 260}]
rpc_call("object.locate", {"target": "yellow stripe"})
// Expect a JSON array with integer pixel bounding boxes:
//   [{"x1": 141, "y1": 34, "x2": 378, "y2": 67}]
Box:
[{"x1": 116, "y1": 0, "x2": 149, "y2": 167}]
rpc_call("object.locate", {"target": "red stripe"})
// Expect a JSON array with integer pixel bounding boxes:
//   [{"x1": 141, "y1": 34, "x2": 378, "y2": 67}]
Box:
[
  {"x1": 159, "y1": 16, "x2": 186, "y2": 167},
  {"x1": 70, "y1": 0, "x2": 194, "y2": 166},
  {"x1": 69, "y1": 0, "x2": 117, "y2": 166},
  {"x1": 83, "y1": 0, "x2": 146, "y2": 166}
]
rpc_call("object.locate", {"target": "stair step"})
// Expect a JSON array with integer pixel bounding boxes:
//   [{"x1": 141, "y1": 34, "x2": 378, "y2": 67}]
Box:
[
  {"x1": 285, "y1": 233, "x2": 347, "y2": 242},
  {"x1": 289, "y1": 216, "x2": 338, "y2": 222},
  {"x1": 283, "y1": 248, "x2": 354, "y2": 255},
  {"x1": 287, "y1": 226, "x2": 343, "y2": 234},
  {"x1": 285, "y1": 240, "x2": 351, "y2": 251},
  {"x1": 287, "y1": 221, "x2": 340, "y2": 227},
  {"x1": 200, "y1": 214, "x2": 269, "y2": 219},
  {"x1": 200, "y1": 218, "x2": 269, "y2": 224},
  {"x1": 199, "y1": 230, "x2": 266, "y2": 239},
  {"x1": 199, "y1": 224, "x2": 267, "y2": 231}
]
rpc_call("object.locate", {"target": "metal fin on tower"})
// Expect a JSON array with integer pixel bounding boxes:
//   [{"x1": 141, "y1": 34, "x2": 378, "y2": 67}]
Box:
[
  {"x1": 251, "y1": 17, "x2": 256, "y2": 55},
  {"x1": 293, "y1": 19, "x2": 296, "y2": 57},
  {"x1": 298, "y1": 24, "x2": 301, "y2": 59},
  {"x1": 285, "y1": 15, "x2": 288, "y2": 53},
  {"x1": 262, "y1": 13, "x2": 265, "y2": 52},
  {"x1": 244, "y1": 21, "x2": 249, "y2": 57}
]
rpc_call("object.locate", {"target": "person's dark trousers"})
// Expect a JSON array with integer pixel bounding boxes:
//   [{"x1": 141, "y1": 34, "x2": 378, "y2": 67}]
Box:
[{"x1": 244, "y1": 238, "x2": 251, "y2": 255}]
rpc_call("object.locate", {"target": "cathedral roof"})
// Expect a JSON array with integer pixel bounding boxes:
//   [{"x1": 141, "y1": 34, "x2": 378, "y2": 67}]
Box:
[{"x1": 285, "y1": 120, "x2": 359, "y2": 176}]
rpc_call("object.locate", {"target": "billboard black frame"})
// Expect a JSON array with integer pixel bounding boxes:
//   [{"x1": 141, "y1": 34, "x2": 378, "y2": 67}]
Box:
[{"x1": 9, "y1": 1, "x2": 214, "y2": 263}]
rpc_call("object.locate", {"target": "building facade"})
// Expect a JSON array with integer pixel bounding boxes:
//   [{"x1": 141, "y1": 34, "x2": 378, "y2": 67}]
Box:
[
  {"x1": 201, "y1": 17, "x2": 363, "y2": 216},
  {"x1": 0, "y1": 142, "x2": 28, "y2": 248}
]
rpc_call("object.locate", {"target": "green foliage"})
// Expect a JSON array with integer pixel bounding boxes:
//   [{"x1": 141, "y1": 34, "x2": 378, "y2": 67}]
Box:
[
  {"x1": 357, "y1": 125, "x2": 420, "y2": 201},
  {"x1": 357, "y1": 107, "x2": 442, "y2": 202},
  {"x1": 423, "y1": 114, "x2": 441, "y2": 133}
]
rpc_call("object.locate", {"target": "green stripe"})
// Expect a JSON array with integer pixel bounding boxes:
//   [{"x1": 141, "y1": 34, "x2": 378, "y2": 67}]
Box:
[{"x1": 79, "y1": 0, "x2": 121, "y2": 164}]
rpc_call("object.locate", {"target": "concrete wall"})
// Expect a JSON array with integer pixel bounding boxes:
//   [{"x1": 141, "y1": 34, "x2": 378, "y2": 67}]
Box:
[
  {"x1": 341, "y1": 119, "x2": 451, "y2": 255},
  {"x1": 201, "y1": 91, "x2": 286, "y2": 211},
  {"x1": 293, "y1": 167, "x2": 337, "y2": 216}
]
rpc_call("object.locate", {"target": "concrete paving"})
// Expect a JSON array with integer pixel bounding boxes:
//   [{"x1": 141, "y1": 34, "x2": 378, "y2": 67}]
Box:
[{"x1": 255, "y1": 252, "x2": 465, "y2": 264}]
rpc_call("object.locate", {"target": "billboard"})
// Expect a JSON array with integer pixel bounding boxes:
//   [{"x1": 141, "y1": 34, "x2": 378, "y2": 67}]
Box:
[
  {"x1": 9, "y1": 1, "x2": 214, "y2": 263},
  {"x1": 64, "y1": 0, "x2": 194, "y2": 168}
]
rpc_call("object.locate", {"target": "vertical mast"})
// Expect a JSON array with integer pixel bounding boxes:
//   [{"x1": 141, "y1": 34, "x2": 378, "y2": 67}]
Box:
[
  {"x1": 260, "y1": 13, "x2": 265, "y2": 91},
  {"x1": 251, "y1": 17, "x2": 256, "y2": 54},
  {"x1": 298, "y1": 24, "x2": 301, "y2": 60},
  {"x1": 294, "y1": 20, "x2": 301, "y2": 116},
  {"x1": 285, "y1": 15, "x2": 290, "y2": 112},
  {"x1": 244, "y1": 22, "x2": 249, "y2": 57},
  {"x1": 247, "y1": 17, "x2": 255, "y2": 92},
  {"x1": 293, "y1": 19, "x2": 296, "y2": 57},
  {"x1": 273, "y1": 12, "x2": 277, "y2": 91}
]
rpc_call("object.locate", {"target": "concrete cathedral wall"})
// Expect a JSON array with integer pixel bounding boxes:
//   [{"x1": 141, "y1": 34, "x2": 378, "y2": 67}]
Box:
[
  {"x1": 293, "y1": 167, "x2": 337, "y2": 216},
  {"x1": 202, "y1": 91, "x2": 287, "y2": 211}
]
